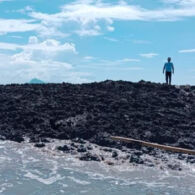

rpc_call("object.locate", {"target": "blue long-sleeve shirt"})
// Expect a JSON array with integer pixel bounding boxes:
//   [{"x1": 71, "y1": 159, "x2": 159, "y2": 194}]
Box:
[{"x1": 163, "y1": 62, "x2": 174, "y2": 73}]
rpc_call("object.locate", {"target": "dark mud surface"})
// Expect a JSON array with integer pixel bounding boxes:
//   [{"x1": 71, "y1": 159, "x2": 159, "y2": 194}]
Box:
[{"x1": 0, "y1": 80, "x2": 194, "y2": 169}]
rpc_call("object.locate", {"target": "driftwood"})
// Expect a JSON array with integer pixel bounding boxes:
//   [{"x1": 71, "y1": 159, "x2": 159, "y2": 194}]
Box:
[{"x1": 111, "y1": 136, "x2": 195, "y2": 155}]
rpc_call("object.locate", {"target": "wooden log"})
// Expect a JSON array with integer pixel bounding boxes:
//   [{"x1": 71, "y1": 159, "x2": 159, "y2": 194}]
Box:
[{"x1": 111, "y1": 136, "x2": 195, "y2": 155}]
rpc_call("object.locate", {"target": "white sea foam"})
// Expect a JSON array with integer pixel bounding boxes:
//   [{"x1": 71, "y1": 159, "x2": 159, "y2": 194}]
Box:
[
  {"x1": 0, "y1": 140, "x2": 194, "y2": 195},
  {"x1": 67, "y1": 176, "x2": 90, "y2": 185},
  {"x1": 0, "y1": 183, "x2": 13, "y2": 193},
  {"x1": 24, "y1": 172, "x2": 64, "y2": 185}
]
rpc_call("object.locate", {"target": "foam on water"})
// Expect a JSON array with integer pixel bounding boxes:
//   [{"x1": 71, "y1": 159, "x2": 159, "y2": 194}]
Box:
[{"x1": 0, "y1": 140, "x2": 195, "y2": 195}]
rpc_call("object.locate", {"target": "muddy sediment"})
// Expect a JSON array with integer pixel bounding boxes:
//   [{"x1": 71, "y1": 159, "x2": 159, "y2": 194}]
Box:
[{"x1": 0, "y1": 80, "x2": 194, "y2": 169}]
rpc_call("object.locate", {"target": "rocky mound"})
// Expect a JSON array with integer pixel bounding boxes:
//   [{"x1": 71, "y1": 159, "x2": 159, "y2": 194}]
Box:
[{"x1": 0, "y1": 80, "x2": 194, "y2": 168}]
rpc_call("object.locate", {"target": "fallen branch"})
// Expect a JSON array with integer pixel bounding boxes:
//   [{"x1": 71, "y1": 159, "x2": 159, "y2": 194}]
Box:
[{"x1": 111, "y1": 136, "x2": 195, "y2": 155}]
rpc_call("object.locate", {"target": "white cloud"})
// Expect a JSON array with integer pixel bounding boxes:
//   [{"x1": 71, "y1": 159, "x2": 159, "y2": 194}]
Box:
[
  {"x1": 8, "y1": 37, "x2": 76, "y2": 71},
  {"x1": 17, "y1": 6, "x2": 33, "y2": 14},
  {"x1": 84, "y1": 56, "x2": 95, "y2": 60},
  {"x1": 29, "y1": 0, "x2": 195, "y2": 38},
  {"x1": 107, "y1": 26, "x2": 114, "y2": 32},
  {"x1": 2, "y1": 1, "x2": 195, "y2": 37},
  {"x1": 84, "y1": 56, "x2": 140, "y2": 65},
  {"x1": 75, "y1": 28, "x2": 101, "y2": 36},
  {"x1": 0, "y1": 36, "x2": 91, "y2": 84},
  {"x1": 10, "y1": 54, "x2": 90, "y2": 83},
  {"x1": 28, "y1": 36, "x2": 38, "y2": 44},
  {"x1": 37, "y1": 25, "x2": 69, "y2": 38},
  {"x1": 0, "y1": 16, "x2": 68, "y2": 37},
  {"x1": 82, "y1": 57, "x2": 140, "y2": 68},
  {"x1": 0, "y1": 53, "x2": 90, "y2": 84},
  {"x1": 0, "y1": 19, "x2": 40, "y2": 35},
  {"x1": 162, "y1": 0, "x2": 195, "y2": 6},
  {"x1": 140, "y1": 53, "x2": 159, "y2": 58},
  {"x1": 11, "y1": 52, "x2": 73, "y2": 70},
  {"x1": 120, "y1": 58, "x2": 140, "y2": 62},
  {"x1": 179, "y1": 49, "x2": 195, "y2": 53},
  {"x1": 0, "y1": 37, "x2": 77, "y2": 54},
  {"x1": 104, "y1": 37, "x2": 118, "y2": 42},
  {"x1": 100, "y1": 58, "x2": 140, "y2": 65}
]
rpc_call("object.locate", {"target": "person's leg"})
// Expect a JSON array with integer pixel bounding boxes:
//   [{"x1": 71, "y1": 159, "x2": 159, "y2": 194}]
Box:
[
  {"x1": 166, "y1": 72, "x2": 168, "y2": 84},
  {"x1": 167, "y1": 72, "x2": 171, "y2": 85},
  {"x1": 169, "y1": 73, "x2": 172, "y2": 85}
]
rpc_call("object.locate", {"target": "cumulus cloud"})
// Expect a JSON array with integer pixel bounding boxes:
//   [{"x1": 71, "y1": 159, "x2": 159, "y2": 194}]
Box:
[
  {"x1": 0, "y1": 52, "x2": 90, "y2": 84},
  {"x1": 10, "y1": 51, "x2": 72, "y2": 70},
  {"x1": 0, "y1": 37, "x2": 90, "y2": 84},
  {"x1": 0, "y1": 36, "x2": 77, "y2": 54},
  {"x1": 7, "y1": 36, "x2": 77, "y2": 67}
]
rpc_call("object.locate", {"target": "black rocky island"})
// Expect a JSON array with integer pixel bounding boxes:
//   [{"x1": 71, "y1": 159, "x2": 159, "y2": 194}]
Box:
[{"x1": 0, "y1": 80, "x2": 194, "y2": 169}]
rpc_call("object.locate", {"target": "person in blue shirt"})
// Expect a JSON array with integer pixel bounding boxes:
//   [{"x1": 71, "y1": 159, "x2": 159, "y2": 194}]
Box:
[{"x1": 163, "y1": 57, "x2": 174, "y2": 85}]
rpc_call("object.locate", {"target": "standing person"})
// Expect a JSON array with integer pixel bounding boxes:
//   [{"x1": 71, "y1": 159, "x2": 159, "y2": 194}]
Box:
[{"x1": 163, "y1": 57, "x2": 174, "y2": 85}]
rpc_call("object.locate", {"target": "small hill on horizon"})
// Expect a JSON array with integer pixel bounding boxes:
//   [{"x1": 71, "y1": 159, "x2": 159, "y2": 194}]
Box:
[{"x1": 29, "y1": 78, "x2": 45, "y2": 84}]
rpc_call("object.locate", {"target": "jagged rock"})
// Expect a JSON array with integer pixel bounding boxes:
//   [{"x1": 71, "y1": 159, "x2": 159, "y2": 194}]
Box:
[
  {"x1": 112, "y1": 151, "x2": 118, "y2": 158},
  {"x1": 129, "y1": 154, "x2": 144, "y2": 164},
  {"x1": 105, "y1": 161, "x2": 114, "y2": 166},
  {"x1": 87, "y1": 145, "x2": 93, "y2": 150},
  {"x1": 77, "y1": 146, "x2": 87, "y2": 153},
  {"x1": 102, "y1": 148, "x2": 112, "y2": 152},
  {"x1": 34, "y1": 143, "x2": 45, "y2": 148},
  {"x1": 57, "y1": 145, "x2": 71, "y2": 152},
  {"x1": 0, "y1": 80, "x2": 194, "y2": 169},
  {"x1": 167, "y1": 163, "x2": 182, "y2": 171},
  {"x1": 79, "y1": 152, "x2": 101, "y2": 161}
]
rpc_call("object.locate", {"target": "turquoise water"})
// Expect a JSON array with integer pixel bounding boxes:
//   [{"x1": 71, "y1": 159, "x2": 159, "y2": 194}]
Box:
[{"x1": 0, "y1": 140, "x2": 195, "y2": 195}]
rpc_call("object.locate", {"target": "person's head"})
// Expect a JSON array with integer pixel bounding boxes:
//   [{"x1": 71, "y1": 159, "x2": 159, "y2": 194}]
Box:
[{"x1": 167, "y1": 57, "x2": 171, "y2": 62}]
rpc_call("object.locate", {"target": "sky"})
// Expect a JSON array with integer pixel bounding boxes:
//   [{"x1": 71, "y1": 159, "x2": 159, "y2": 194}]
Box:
[{"x1": 0, "y1": 0, "x2": 195, "y2": 85}]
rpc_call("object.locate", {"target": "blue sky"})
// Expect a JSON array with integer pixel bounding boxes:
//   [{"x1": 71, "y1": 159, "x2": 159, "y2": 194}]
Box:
[{"x1": 0, "y1": 0, "x2": 195, "y2": 84}]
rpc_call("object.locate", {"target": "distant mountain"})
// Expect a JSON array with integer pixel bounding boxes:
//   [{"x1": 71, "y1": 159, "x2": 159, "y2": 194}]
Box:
[{"x1": 29, "y1": 78, "x2": 45, "y2": 84}]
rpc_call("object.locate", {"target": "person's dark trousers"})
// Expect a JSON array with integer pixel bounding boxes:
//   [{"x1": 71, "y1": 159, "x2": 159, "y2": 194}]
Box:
[{"x1": 166, "y1": 71, "x2": 172, "y2": 85}]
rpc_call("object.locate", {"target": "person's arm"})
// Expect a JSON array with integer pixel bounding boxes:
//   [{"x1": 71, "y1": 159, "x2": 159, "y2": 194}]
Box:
[
  {"x1": 163, "y1": 64, "x2": 165, "y2": 74},
  {"x1": 172, "y1": 63, "x2": 174, "y2": 74}
]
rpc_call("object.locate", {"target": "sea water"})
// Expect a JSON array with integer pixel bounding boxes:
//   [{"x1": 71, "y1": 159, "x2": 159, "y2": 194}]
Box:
[{"x1": 0, "y1": 140, "x2": 195, "y2": 195}]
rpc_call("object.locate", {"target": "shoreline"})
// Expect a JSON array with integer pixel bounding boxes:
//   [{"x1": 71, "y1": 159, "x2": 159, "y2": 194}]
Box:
[{"x1": 0, "y1": 80, "x2": 194, "y2": 169}]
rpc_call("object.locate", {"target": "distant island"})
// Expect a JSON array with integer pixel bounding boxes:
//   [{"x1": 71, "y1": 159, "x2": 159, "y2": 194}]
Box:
[{"x1": 29, "y1": 78, "x2": 45, "y2": 84}]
